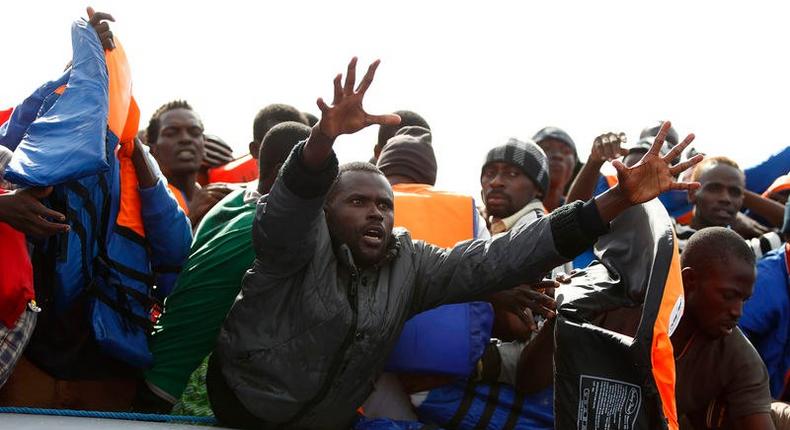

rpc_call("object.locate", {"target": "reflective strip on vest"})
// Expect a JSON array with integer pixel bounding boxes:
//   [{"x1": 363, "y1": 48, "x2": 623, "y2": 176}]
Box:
[
  {"x1": 651, "y1": 231, "x2": 683, "y2": 429},
  {"x1": 392, "y1": 183, "x2": 475, "y2": 248}
]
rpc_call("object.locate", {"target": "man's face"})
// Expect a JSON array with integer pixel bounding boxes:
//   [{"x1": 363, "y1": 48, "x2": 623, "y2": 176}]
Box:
[
  {"x1": 151, "y1": 108, "x2": 205, "y2": 179},
  {"x1": 690, "y1": 164, "x2": 745, "y2": 228},
  {"x1": 481, "y1": 162, "x2": 539, "y2": 219},
  {"x1": 684, "y1": 257, "x2": 755, "y2": 339},
  {"x1": 538, "y1": 139, "x2": 575, "y2": 191},
  {"x1": 325, "y1": 171, "x2": 395, "y2": 269}
]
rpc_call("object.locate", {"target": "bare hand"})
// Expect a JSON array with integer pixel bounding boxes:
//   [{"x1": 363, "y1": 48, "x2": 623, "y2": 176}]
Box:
[
  {"x1": 87, "y1": 6, "x2": 115, "y2": 50},
  {"x1": 611, "y1": 121, "x2": 703, "y2": 205},
  {"x1": 187, "y1": 183, "x2": 234, "y2": 228},
  {"x1": 315, "y1": 57, "x2": 401, "y2": 140},
  {"x1": 489, "y1": 281, "x2": 558, "y2": 342},
  {"x1": 731, "y1": 212, "x2": 771, "y2": 239},
  {"x1": 0, "y1": 187, "x2": 69, "y2": 237},
  {"x1": 590, "y1": 132, "x2": 629, "y2": 164}
]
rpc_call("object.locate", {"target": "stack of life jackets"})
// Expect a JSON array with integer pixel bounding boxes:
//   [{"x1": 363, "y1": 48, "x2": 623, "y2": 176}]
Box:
[{"x1": 0, "y1": 19, "x2": 191, "y2": 368}]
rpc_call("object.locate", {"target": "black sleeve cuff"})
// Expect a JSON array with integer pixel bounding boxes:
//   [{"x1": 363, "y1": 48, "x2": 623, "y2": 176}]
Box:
[
  {"x1": 549, "y1": 199, "x2": 609, "y2": 259},
  {"x1": 279, "y1": 140, "x2": 340, "y2": 199}
]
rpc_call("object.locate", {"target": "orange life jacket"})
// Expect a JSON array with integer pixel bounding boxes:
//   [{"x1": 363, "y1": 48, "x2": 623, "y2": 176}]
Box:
[
  {"x1": 207, "y1": 154, "x2": 258, "y2": 184},
  {"x1": 763, "y1": 173, "x2": 790, "y2": 199},
  {"x1": 392, "y1": 183, "x2": 476, "y2": 247}
]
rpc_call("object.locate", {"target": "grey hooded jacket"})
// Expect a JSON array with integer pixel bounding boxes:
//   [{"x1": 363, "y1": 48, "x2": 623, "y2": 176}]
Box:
[{"x1": 216, "y1": 142, "x2": 608, "y2": 429}]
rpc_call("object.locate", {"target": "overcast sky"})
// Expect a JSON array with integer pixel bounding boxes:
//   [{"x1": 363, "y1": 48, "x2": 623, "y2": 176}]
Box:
[{"x1": 2, "y1": 1, "x2": 788, "y2": 197}]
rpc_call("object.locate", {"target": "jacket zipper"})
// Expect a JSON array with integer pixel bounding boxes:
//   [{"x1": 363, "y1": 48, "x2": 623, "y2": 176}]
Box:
[{"x1": 285, "y1": 270, "x2": 360, "y2": 425}]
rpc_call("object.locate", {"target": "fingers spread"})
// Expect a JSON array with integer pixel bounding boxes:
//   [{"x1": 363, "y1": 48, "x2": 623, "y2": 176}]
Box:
[
  {"x1": 356, "y1": 59, "x2": 380, "y2": 95},
  {"x1": 332, "y1": 74, "x2": 343, "y2": 105},
  {"x1": 648, "y1": 121, "x2": 671, "y2": 156},
  {"x1": 664, "y1": 133, "x2": 696, "y2": 163},
  {"x1": 669, "y1": 181, "x2": 701, "y2": 192},
  {"x1": 669, "y1": 153, "x2": 704, "y2": 176},
  {"x1": 316, "y1": 97, "x2": 330, "y2": 114},
  {"x1": 343, "y1": 57, "x2": 358, "y2": 96},
  {"x1": 367, "y1": 113, "x2": 401, "y2": 127}
]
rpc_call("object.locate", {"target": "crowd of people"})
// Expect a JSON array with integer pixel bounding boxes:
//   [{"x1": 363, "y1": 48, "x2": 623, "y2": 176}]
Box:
[{"x1": 1, "y1": 8, "x2": 790, "y2": 430}]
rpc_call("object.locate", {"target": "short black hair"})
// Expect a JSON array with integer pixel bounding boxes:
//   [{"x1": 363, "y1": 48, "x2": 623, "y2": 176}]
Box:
[
  {"x1": 146, "y1": 100, "x2": 196, "y2": 145},
  {"x1": 253, "y1": 104, "x2": 308, "y2": 143},
  {"x1": 376, "y1": 110, "x2": 430, "y2": 149},
  {"x1": 259, "y1": 122, "x2": 311, "y2": 180},
  {"x1": 303, "y1": 112, "x2": 319, "y2": 127},
  {"x1": 681, "y1": 227, "x2": 755, "y2": 272},
  {"x1": 327, "y1": 162, "x2": 386, "y2": 203}
]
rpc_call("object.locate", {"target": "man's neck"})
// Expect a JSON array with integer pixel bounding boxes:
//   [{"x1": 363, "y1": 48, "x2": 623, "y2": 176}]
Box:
[
  {"x1": 671, "y1": 318, "x2": 698, "y2": 359},
  {"x1": 170, "y1": 173, "x2": 199, "y2": 201}
]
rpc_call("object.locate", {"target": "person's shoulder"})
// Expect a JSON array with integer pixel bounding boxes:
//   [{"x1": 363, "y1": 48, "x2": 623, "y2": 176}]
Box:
[{"x1": 722, "y1": 328, "x2": 766, "y2": 368}]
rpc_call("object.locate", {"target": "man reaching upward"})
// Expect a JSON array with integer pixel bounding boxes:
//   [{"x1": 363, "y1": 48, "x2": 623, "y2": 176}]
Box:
[{"x1": 209, "y1": 57, "x2": 702, "y2": 429}]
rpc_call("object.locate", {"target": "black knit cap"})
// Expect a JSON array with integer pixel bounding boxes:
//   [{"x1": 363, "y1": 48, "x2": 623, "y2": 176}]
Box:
[
  {"x1": 377, "y1": 127, "x2": 436, "y2": 185},
  {"x1": 532, "y1": 126, "x2": 577, "y2": 161},
  {"x1": 482, "y1": 138, "x2": 550, "y2": 194}
]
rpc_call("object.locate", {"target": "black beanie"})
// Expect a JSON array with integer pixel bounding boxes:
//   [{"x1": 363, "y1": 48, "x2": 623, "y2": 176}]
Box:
[
  {"x1": 482, "y1": 138, "x2": 550, "y2": 195},
  {"x1": 377, "y1": 128, "x2": 437, "y2": 185},
  {"x1": 532, "y1": 126, "x2": 577, "y2": 161}
]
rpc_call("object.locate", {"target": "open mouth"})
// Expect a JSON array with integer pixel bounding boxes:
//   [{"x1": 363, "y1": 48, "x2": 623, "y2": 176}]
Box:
[
  {"x1": 361, "y1": 226, "x2": 385, "y2": 247},
  {"x1": 176, "y1": 149, "x2": 197, "y2": 162}
]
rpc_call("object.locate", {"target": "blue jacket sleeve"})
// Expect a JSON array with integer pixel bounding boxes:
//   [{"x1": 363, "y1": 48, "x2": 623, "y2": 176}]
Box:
[
  {"x1": 138, "y1": 151, "x2": 192, "y2": 299},
  {"x1": 745, "y1": 146, "x2": 790, "y2": 194}
]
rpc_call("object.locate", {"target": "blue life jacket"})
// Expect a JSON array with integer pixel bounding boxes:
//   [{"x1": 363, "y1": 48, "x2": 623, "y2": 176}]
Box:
[
  {"x1": 385, "y1": 302, "x2": 493, "y2": 376},
  {"x1": 0, "y1": 19, "x2": 190, "y2": 368},
  {"x1": 415, "y1": 382, "x2": 553, "y2": 430}
]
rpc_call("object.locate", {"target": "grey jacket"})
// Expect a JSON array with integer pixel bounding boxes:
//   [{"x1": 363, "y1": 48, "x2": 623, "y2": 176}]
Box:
[{"x1": 216, "y1": 142, "x2": 607, "y2": 429}]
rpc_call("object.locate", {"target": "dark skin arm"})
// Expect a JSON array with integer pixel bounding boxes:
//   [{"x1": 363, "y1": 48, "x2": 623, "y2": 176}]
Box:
[
  {"x1": 594, "y1": 122, "x2": 703, "y2": 224},
  {"x1": 302, "y1": 57, "x2": 401, "y2": 170},
  {"x1": 742, "y1": 190, "x2": 786, "y2": 228},
  {"x1": 566, "y1": 132, "x2": 628, "y2": 203}
]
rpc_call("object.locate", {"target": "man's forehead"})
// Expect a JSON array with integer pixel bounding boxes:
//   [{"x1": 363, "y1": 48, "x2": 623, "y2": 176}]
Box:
[
  {"x1": 336, "y1": 171, "x2": 393, "y2": 197},
  {"x1": 699, "y1": 163, "x2": 744, "y2": 185},
  {"x1": 161, "y1": 108, "x2": 203, "y2": 128}
]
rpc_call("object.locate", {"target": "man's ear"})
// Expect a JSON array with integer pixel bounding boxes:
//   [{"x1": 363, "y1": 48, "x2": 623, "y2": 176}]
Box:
[
  {"x1": 681, "y1": 266, "x2": 697, "y2": 299},
  {"x1": 249, "y1": 141, "x2": 260, "y2": 160},
  {"x1": 149, "y1": 143, "x2": 159, "y2": 158}
]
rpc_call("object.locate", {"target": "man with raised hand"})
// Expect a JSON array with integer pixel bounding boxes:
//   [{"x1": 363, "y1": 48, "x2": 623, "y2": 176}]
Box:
[{"x1": 209, "y1": 57, "x2": 701, "y2": 429}]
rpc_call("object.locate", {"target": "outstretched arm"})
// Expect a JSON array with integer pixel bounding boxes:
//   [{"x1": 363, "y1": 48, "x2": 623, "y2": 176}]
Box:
[
  {"x1": 411, "y1": 122, "x2": 704, "y2": 311},
  {"x1": 253, "y1": 58, "x2": 400, "y2": 271}
]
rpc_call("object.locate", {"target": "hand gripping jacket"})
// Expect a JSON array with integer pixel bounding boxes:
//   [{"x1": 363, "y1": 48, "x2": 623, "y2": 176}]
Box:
[
  {"x1": 554, "y1": 199, "x2": 684, "y2": 430},
  {"x1": 0, "y1": 19, "x2": 191, "y2": 368}
]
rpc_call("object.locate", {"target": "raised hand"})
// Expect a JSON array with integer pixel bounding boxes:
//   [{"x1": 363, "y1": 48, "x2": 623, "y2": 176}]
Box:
[
  {"x1": 590, "y1": 132, "x2": 629, "y2": 163},
  {"x1": 611, "y1": 121, "x2": 703, "y2": 206},
  {"x1": 315, "y1": 57, "x2": 401, "y2": 140},
  {"x1": 87, "y1": 6, "x2": 115, "y2": 50}
]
